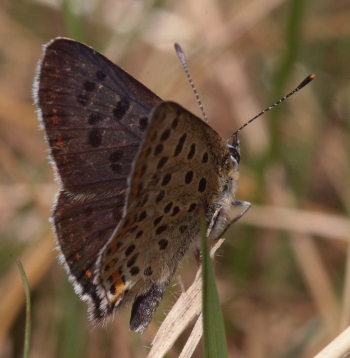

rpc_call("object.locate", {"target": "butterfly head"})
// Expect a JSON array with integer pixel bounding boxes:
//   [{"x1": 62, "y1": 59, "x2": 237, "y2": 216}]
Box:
[{"x1": 224, "y1": 74, "x2": 316, "y2": 173}]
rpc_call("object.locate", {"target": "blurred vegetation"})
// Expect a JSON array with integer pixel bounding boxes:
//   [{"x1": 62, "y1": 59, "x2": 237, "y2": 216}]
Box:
[{"x1": 1, "y1": 0, "x2": 350, "y2": 357}]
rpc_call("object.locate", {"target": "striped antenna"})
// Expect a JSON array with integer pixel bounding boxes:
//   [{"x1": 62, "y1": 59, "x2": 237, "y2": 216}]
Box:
[
  {"x1": 230, "y1": 74, "x2": 316, "y2": 138},
  {"x1": 175, "y1": 43, "x2": 209, "y2": 123}
]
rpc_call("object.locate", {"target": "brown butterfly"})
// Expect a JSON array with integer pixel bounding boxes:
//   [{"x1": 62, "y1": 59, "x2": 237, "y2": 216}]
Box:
[{"x1": 34, "y1": 37, "x2": 314, "y2": 333}]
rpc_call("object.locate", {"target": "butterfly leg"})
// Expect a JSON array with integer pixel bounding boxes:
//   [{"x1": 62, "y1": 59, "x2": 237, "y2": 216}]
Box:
[
  {"x1": 207, "y1": 206, "x2": 222, "y2": 236},
  {"x1": 219, "y1": 200, "x2": 251, "y2": 237},
  {"x1": 229, "y1": 200, "x2": 251, "y2": 224}
]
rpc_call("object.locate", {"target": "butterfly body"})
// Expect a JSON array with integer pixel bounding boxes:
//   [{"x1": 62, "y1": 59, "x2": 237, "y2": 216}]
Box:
[{"x1": 34, "y1": 38, "x2": 247, "y2": 333}]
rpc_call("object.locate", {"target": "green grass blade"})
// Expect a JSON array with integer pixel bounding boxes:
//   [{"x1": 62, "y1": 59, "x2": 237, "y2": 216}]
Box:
[
  {"x1": 62, "y1": 0, "x2": 85, "y2": 42},
  {"x1": 16, "y1": 259, "x2": 31, "y2": 358},
  {"x1": 269, "y1": 0, "x2": 308, "y2": 142},
  {"x1": 201, "y1": 216, "x2": 228, "y2": 358}
]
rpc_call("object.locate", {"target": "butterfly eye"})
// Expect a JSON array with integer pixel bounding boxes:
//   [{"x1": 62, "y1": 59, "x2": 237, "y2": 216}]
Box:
[
  {"x1": 228, "y1": 145, "x2": 240, "y2": 165},
  {"x1": 227, "y1": 135, "x2": 240, "y2": 167}
]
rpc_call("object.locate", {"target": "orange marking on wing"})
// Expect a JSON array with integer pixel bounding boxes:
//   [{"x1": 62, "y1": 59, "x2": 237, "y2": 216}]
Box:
[
  {"x1": 118, "y1": 228, "x2": 131, "y2": 237},
  {"x1": 51, "y1": 108, "x2": 59, "y2": 124},
  {"x1": 134, "y1": 165, "x2": 146, "y2": 180},
  {"x1": 133, "y1": 167, "x2": 141, "y2": 179},
  {"x1": 130, "y1": 185, "x2": 139, "y2": 200},
  {"x1": 141, "y1": 147, "x2": 152, "y2": 160},
  {"x1": 85, "y1": 270, "x2": 92, "y2": 278},
  {"x1": 109, "y1": 271, "x2": 126, "y2": 299},
  {"x1": 128, "y1": 216, "x2": 136, "y2": 226},
  {"x1": 56, "y1": 135, "x2": 64, "y2": 148}
]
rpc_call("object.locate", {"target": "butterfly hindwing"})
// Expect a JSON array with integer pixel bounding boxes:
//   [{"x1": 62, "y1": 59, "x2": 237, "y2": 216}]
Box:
[{"x1": 95, "y1": 101, "x2": 238, "y2": 332}]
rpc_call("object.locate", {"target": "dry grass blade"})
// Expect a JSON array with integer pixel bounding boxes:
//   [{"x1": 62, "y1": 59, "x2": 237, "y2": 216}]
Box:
[
  {"x1": 178, "y1": 314, "x2": 203, "y2": 358},
  {"x1": 290, "y1": 234, "x2": 339, "y2": 336},
  {"x1": 240, "y1": 205, "x2": 350, "y2": 242},
  {"x1": 314, "y1": 326, "x2": 350, "y2": 358},
  {"x1": 148, "y1": 239, "x2": 225, "y2": 358},
  {"x1": 340, "y1": 245, "x2": 350, "y2": 331}
]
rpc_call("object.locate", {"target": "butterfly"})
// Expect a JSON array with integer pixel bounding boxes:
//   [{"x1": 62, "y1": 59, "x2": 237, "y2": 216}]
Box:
[{"x1": 34, "y1": 37, "x2": 314, "y2": 333}]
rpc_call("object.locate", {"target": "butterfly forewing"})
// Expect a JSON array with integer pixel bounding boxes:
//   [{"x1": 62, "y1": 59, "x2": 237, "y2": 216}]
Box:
[
  {"x1": 36, "y1": 38, "x2": 161, "y2": 193},
  {"x1": 34, "y1": 38, "x2": 161, "y2": 319},
  {"x1": 96, "y1": 101, "x2": 238, "y2": 332}
]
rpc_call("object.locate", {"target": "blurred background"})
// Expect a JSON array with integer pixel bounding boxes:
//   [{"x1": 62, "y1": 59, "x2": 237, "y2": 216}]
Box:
[{"x1": 0, "y1": 0, "x2": 350, "y2": 357}]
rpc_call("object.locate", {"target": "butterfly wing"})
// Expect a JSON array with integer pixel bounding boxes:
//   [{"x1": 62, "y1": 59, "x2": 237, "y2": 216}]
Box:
[
  {"x1": 96, "y1": 101, "x2": 239, "y2": 332},
  {"x1": 34, "y1": 38, "x2": 162, "y2": 318}
]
